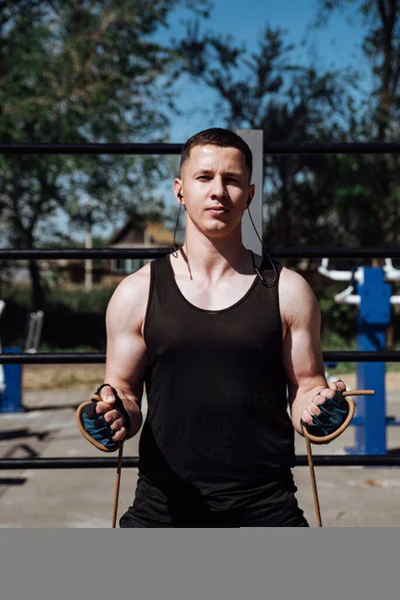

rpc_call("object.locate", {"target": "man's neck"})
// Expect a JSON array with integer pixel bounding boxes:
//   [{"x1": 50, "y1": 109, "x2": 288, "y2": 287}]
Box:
[{"x1": 175, "y1": 228, "x2": 252, "y2": 282}]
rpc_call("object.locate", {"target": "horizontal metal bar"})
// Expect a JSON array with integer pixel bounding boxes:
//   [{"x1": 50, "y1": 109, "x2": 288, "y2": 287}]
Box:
[
  {"x1": 268, "y1": 246, "x2": 400, "y2": 259},
  {"x1": 2, "y1": 247, "x2": 400, "y2": 260},
  {"x1": 0, "y1": 248, "x2": 170, "y2": 260},
  {"x1": 0, "y1": 143, "x2": 183, "y2": 155},
  {"x1": 0, "y1": 457, "x2": 139, "y2": 469},
  {"x1": 0, "y1": 353, "x2": 106, "y2": 364},
  {"x1": 324, "y1": 351, "x2": 400, "y2": 362},
  {"x1": 0, "y1": 142, "x2": 399, "y2": 155},
  {"x1": 264, "y1": 142, "x2": 400, "y2": 155},
  {"x1": 1, "y1": 351, "x2": 399, "y2": 365},
  {"x1": 0, "y1": 455, "x2": 399, "y2": 469}
]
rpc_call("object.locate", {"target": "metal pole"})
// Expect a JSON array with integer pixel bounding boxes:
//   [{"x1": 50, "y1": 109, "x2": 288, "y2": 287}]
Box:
[
  {"x1": 350, "y1": 268, "x2": 392, "y2": 454},
  {"x1": 2, "y1": 455, "x2": 400, "y2": 469},
  {"x1": 84, "y1": 229, "x2": 93, "y2": 291}
]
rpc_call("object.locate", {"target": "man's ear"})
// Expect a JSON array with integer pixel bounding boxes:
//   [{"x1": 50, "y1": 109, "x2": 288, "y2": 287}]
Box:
[
  {"x1": 246, "y1": 183, "x2": 255, "y2": 208},
  {"x1": 174, "y1": 178, "x2": 184, "y2": 205}
]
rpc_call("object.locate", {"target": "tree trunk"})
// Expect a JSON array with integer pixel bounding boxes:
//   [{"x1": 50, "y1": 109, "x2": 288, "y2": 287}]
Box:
[{"x1": 28, "y1": 259, "x2": 45, "y2": 310}]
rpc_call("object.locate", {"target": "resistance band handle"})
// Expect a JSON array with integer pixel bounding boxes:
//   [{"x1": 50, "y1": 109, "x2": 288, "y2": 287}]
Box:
[
  {"x1": 301, "y1": 389, "x2": 375, "y2": 445},
  {"x1": 76, "y1": 383, "x2": 131, "y2": 453}
]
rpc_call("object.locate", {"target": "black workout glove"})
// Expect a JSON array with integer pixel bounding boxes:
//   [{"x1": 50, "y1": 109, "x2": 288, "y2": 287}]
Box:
[
  {"x1": 76, "y1": 384, "x2": 131, "y2": 452},
  {"x1": 300, "y1": 390, "x2": 349, "y2": 439}
]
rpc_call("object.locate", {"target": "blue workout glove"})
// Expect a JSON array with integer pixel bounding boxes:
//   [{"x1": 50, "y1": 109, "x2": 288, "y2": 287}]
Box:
[
  {"x1": 300, "y1": 390, "x2": 349, "y2": 439},
  {"x1": 76, "y1": 384, "x2": 131, "y2": 452}
]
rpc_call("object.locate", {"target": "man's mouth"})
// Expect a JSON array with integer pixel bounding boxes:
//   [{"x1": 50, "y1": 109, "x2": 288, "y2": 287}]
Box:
[{"x1": 206, "y1": 207, "x2": 228, "y2": 215}]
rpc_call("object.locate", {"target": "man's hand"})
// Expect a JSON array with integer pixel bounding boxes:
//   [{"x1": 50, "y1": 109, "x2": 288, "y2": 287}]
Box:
[
  {"x1": 300, "y1": 379, "x2": 347, "y2": 426},
  {"x1": 95, "y1": 385, "x2": 129, "y2": 444}
]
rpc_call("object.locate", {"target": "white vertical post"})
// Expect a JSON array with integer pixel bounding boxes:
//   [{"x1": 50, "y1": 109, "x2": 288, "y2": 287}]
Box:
[
  {"x1": 84, "y1": 228, "x2": 93, "y2": 291},
  {"x1": 0, "y1": 299, "x2": 5, "y2": 393},
  {"x1": 84, "y1": 194, "x2": 93, "y2": 291},
  {"x1": 236, "y1": 129, "x2": 264, "y2": 255}
]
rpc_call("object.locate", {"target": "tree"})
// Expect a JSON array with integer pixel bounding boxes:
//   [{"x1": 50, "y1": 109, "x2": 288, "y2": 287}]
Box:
[
  {"x1": 315, "y1": 0, "x2": 400, "y2": 247},
  {"x1": 0, "y1": 0, "x2": 211, "y2": 308},
  {"x1": 179, "y1": 24, "x2": 351, "y2": 248},
  {"x1": 180, "y1": 5, "x2": 400, "y2": 252},
  {"x1": 317, "y1": 0, "x2": 399, "y2": 139}
]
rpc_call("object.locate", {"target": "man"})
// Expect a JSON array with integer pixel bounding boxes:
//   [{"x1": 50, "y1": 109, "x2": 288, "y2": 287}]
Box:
[{"x1": 78, "y1": 128, "x2": 347, "y2": 527}]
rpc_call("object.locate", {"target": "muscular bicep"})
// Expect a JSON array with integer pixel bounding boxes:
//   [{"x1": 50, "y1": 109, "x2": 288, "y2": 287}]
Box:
[
  {"x1": 105, "y1": 327, "x2": 148, "y2": 404},
  {"x1": 103, "y1": 270, "x2": 150, "y2": 405},
  {"x1": 280, "y1": 270, "x2": 326, "y2": 404}
]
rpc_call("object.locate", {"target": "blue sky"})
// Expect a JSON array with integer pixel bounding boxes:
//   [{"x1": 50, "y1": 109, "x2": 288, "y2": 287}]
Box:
[
  {"x1": 95, "y1": 0, "x2": 372, "y2": 239},
  {"x1": 125, "y1": 0, "x2": 371, "y2": 227},
  {"x1": 155, "y1": 0, "x2": 370, "y2": 142}
]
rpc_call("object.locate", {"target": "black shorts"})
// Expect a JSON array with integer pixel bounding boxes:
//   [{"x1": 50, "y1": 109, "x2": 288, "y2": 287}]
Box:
[
  {"x1": 120, "y1": 513, "x2": 309, "y2": 528},
  {"x1": 120, "y1": 471, "x2": 309, "y2": 528}
]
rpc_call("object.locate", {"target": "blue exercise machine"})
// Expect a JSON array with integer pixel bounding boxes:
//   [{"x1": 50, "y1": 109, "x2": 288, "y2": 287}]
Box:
[
  {"x1": 0, "y1": 301, "x2": 44, "y2": 413},
  {"x1": 319, "y1": 258, "x2": 400, "y2": 455}
]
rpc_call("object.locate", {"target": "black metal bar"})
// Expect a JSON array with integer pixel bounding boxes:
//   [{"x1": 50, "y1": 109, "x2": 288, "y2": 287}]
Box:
[
  {"x1": 323, "y1": 351, "x2": 400, "y2": 362},
  {"x1": 1, "y1": 351, "x2": 400, "y2": 365},
  {"x1": 0, "y1": 353, "x2": 106, "y2": 364},
  {"x1": 2, "y1": 246, "x2": 400, "y2": 260},
  {"x1": 263, "y1": 142, "x2": 400, "y2": 155},
  {"x1": 268, "y1": 246, "x2": 400, "y2": 259},
  {"x1": 1, "y1": 455, "x2": 400, "y2": 469},
  {"x1": 0, "y1": 142, "x2": 399, "y2": 155},
  {"x1": 0, "y1": 457, "x2": 139, "y2": 469},
  {"x1": 0, "y1": 143, "x2": 183, "y2": 155},
  {"x1": 0, "y1": 248, "x2": 170, "y2": 260}
]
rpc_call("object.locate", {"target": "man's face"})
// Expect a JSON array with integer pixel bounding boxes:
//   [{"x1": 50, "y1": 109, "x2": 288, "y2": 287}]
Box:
[{"x1": 174, "y1": 144, "x2": 254, "y2": 239}]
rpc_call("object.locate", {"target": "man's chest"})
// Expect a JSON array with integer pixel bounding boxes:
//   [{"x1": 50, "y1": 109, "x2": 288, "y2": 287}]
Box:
[{"x1": 174, "y1": 274, "x2": 258, "y2": 311}]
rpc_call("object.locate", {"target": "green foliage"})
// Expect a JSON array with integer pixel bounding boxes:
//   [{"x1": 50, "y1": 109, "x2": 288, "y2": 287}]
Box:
[
  {"x1": 312, "y1": 1, "x2": 400, "y2": 250},
  {"x1": 1, "y1": 285, "x2": 115, "y2": 349},
  {"x1": 319, "y1": 292, "x2": 358, "y2": 344},
  {"x1": 2, "y1": 283, "x2": 114, "y2": 313},
  {"x1": 0, "y1": 0, "x2": 211, "y2": 308},
  {"x1": 180, "y1": 2, "x2": 399, "y2": 253},
  {"x1": 49, "y1": 286, "x2": 115, "y2": 313},
  {"x1": 1, "y1": 0, "x2": 399, "y2": 315},
  {"x1": 180, "y1": 23, "x2": 355, "y2": 248}
]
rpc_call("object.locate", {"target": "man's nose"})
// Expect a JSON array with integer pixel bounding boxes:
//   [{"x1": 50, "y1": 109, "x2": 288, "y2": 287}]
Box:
[{"x1": 210, "y1": 177, "x2": 226, "y2": 198}]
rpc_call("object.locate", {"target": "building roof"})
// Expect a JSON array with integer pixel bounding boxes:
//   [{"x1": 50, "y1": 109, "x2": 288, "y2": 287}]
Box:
[{"x1": 108, "y1": 219, "x2": 174, "y2": 247}]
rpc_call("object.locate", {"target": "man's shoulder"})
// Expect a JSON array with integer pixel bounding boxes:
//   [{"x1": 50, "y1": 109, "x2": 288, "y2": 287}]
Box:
[
  {"x1": 278, "y1": 266, "x2": 319, "y2": 322},
  {"x1": 106, "y1": 263, "x2": 152, "y2": 321},
  {"x1": 279, "y1": 266, "x2": 310, "y2": 291},
  {"x1": 115, "y1": 262, "x2": 152, "y2": 297}
]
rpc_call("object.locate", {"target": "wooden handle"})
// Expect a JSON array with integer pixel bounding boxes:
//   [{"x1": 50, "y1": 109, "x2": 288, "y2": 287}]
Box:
[{"x1": 342, "y1": 389, "x2": 375, "y2": 398}]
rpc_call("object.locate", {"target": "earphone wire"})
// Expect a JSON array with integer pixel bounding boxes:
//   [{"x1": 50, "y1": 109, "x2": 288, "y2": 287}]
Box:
[
  {"x1": 170, "y1": 199, "x2": 278, "y2": 287},
  {"x1": 171, "y1": 201, "x2": 183, "y2": 258},
  {"x1": 247, "y1": 205, "x2": 278, "y2": 288}
]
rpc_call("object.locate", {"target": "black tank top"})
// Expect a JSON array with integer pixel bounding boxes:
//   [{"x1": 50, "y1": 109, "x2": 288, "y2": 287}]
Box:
[{"x1": 136, "y1": 252, "x2": 295, "y2": 511}]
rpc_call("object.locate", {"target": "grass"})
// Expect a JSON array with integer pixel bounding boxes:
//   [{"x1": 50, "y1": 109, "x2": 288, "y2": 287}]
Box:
[
  {"x1": 2, "y1": 284, "x2": 115, "y2": 313},
  {"x1": 23, "y1": 364, "x2": 105, "y2": 390}
]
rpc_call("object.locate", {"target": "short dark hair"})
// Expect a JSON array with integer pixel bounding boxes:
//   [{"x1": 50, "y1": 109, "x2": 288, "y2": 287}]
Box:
[{"x1": 180, "y1": 128, "x2": 253, "y2": 181}]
